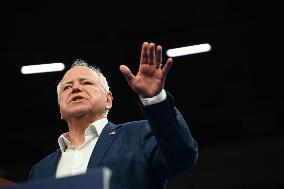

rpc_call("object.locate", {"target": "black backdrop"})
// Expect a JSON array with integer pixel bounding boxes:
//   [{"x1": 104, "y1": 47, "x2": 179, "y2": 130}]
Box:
[{"x1": 0, "y1": 1, "x2": 283, "y2": 188}]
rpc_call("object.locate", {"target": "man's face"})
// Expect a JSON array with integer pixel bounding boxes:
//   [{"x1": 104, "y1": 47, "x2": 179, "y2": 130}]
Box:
[{"x1": 59, "y1": 66, "x2": 112, "y2": 120}]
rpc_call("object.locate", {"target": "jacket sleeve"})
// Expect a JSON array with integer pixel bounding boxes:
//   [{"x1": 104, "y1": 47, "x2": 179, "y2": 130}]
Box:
[
  {"x1": 28, "y1": 163, "x2": 39, "y2": 181},
  {"x1": 139, "y1": 91, "x2": 198, "y2": 178}
]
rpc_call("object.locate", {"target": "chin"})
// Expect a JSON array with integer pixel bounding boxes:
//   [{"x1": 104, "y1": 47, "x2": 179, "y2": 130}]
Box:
[{"x1": 68, "y1": 107, "x2": 91, "y2": 117}]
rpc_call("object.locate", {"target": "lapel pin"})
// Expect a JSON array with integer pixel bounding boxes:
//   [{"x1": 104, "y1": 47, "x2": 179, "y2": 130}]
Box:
[{"x1": 109, "y1": 131, "x2": 116, "y2": 135}]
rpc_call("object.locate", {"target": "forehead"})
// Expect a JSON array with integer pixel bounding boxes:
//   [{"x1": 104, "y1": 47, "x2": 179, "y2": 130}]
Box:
[{"x1": 62, "y1": 66, "x2": 99, "y2": 82}]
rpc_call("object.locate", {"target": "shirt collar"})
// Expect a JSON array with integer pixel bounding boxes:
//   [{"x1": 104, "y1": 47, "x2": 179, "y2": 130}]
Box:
[{"x1": 58, "y1": 118, "x2": 108, "y2": 152}]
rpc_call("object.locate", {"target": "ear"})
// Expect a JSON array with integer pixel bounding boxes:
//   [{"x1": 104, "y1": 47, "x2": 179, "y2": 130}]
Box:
[
  {"x1": 60, "y1": 112, "x2": 64, "y2": 120},
  {"x1": 105, "y1": 91, "x2": 113, "y2": 110},
  {"x1": 59, "y1": 107, "x2": 64, "y2": 120}
]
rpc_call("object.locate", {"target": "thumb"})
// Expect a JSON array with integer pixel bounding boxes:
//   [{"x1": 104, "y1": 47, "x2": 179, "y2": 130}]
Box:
[{"x1": 119, "y1": 65, "x2": 135, "y2": 84}]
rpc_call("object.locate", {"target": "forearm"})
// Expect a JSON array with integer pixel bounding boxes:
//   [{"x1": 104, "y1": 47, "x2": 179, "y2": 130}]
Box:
[{"x1": 140, "y1": 92, "x2": 198, "y2": 177}]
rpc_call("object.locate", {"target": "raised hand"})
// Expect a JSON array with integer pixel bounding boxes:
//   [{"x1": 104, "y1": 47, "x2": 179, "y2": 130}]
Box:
[{"x1": 119, "y1": 42, "x2": 173, "y2": 98}]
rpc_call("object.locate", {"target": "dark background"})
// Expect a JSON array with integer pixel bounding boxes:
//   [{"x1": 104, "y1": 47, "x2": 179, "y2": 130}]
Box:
[{"x1": 0, "y1": 1, "x2": 283, "y2": 189}]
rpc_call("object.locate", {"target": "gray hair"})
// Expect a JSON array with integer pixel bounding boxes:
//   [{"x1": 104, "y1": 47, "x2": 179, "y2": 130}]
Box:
[{"x1": 56, "y1": 59, "x2": 111, "y2": 115}]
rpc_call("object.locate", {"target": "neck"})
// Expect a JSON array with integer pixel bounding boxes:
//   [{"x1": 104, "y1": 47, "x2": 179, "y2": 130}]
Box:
[{"x1": 66, "y1": 115, "x2": 106, "y2": 146}]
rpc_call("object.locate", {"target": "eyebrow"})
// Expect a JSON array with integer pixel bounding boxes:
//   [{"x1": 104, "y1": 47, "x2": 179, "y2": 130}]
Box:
[{"x1": 61, "y1": 77, "x2": 94, "y2": 87}]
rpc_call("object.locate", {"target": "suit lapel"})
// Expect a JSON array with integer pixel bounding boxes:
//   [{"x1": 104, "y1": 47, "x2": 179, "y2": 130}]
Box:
[
  {"x1": 87, "y1": 122, "x2": 120, "y2": 169},
  {"x1": 47, "y1": 149, "x2": 62, "y2": 177}
]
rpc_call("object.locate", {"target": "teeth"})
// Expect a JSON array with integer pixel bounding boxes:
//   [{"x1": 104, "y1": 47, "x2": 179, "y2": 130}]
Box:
[{"x1": 73, "y1": 97, "x2": 83, "y2": 101}]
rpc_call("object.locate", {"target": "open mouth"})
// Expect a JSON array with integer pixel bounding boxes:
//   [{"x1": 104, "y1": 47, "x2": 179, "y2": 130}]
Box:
[{"x1": 71, "y1": 96, "x2": 85, "y2": 102}]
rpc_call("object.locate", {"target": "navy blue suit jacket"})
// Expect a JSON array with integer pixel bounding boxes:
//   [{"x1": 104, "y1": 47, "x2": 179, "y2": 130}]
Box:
[{"x1": 29, "y1": 94, "x2": 198, "y2": 189}]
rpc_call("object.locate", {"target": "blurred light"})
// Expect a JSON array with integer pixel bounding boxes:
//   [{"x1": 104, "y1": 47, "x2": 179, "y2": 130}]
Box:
[
  {"x1": 166, "y1": 43, "x2": 211, "y2": 57},
  {"x1": 21, "y1": 63, "x2": 65, "y2": 74}
]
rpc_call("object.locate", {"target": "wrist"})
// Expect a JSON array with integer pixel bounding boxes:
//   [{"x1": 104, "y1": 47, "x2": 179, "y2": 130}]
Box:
[{"x1": 139, "y1": 89, "x2": 167, "y2": 106}]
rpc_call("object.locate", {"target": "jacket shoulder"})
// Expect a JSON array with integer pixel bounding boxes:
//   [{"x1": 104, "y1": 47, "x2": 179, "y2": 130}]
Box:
[
  {"x1": 118, "y1": 120, "x2": 148, "y2": 127},
  {"x1": 29, "y1": 149, "x2": 61, "y2": 180},
  {"x1": 35, "y1": 149, "x2": 61, "y2": 165}
]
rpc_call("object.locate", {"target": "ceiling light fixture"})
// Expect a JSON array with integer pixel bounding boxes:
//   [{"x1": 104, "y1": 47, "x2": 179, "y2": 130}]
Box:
[
  {"x1": 166, "y1": 43, "x2": 211, "y2": 57},
  {"x1": 21, "y1": 63, "x2": 65, "y2": 74}
]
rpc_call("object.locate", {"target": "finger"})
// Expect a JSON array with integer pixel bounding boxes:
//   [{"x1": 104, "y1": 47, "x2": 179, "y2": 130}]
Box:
[
  {"x1": 148, "y1": 43, "x2": 155, "y2": 65},
  {"x1": 162, "y1": 58, "x2": 173, "y2": 76},
  {"x1": 140, "y1": 42, "x2": 148, "y2": 65},
  {"x1": 119, "y1": 65, "x2": 135, "y2": 84},
  {"x1": 155, "y1": 45, "x2": 162, "y2": 65}
]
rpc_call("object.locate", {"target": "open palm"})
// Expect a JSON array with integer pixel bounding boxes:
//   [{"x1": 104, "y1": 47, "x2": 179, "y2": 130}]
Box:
[{"x1": 120, "y1": 42, "x2": 173, "y2": 98}]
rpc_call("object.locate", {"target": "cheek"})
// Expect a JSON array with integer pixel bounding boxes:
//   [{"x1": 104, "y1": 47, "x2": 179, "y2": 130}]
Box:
[
  {"x1": 59, "y1": 95, "x2": 68, "y2": 108},
  {"x1": 59, "y1": 102, "x2": 66, "y2": 113},
  {"x1": 91, "y1": 95, "x2": 105, "y2": 105},
  {"x1": 90, "y1": 92, "x2": 107, "y2": 106},
  {"x1": 60, "y1": 93, "x2": 68, "y2": 102},
  {"x1": 90, "y1": 88, "x2": 106, "y2": 100}
]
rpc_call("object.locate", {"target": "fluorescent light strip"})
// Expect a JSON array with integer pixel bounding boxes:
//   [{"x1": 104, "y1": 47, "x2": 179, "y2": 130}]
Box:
[
  {"x1": 21, "y1": 63, "x2": 65, "y2": 74},
  {"x1": 166, "y1": 43, "x2": 211, "y2": 57}
]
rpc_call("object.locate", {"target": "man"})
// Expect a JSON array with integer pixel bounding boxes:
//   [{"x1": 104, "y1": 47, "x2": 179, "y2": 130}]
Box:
[{"x1": 29, "y1": 42, "x2": 198, "y2": 189}]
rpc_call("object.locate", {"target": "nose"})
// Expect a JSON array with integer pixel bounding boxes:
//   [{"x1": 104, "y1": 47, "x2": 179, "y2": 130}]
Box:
[{"x1": 71, "y1": 82, "x2": 82, "y2": 93}]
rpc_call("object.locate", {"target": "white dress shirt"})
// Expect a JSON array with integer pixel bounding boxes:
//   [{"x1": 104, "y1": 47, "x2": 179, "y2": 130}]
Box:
[
  {"x1": 56, "y1": 89, "x2": 166, "y2": 178},
  {"x1": 56, "y1": 118, "x2": 107, "y2": 178}
]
